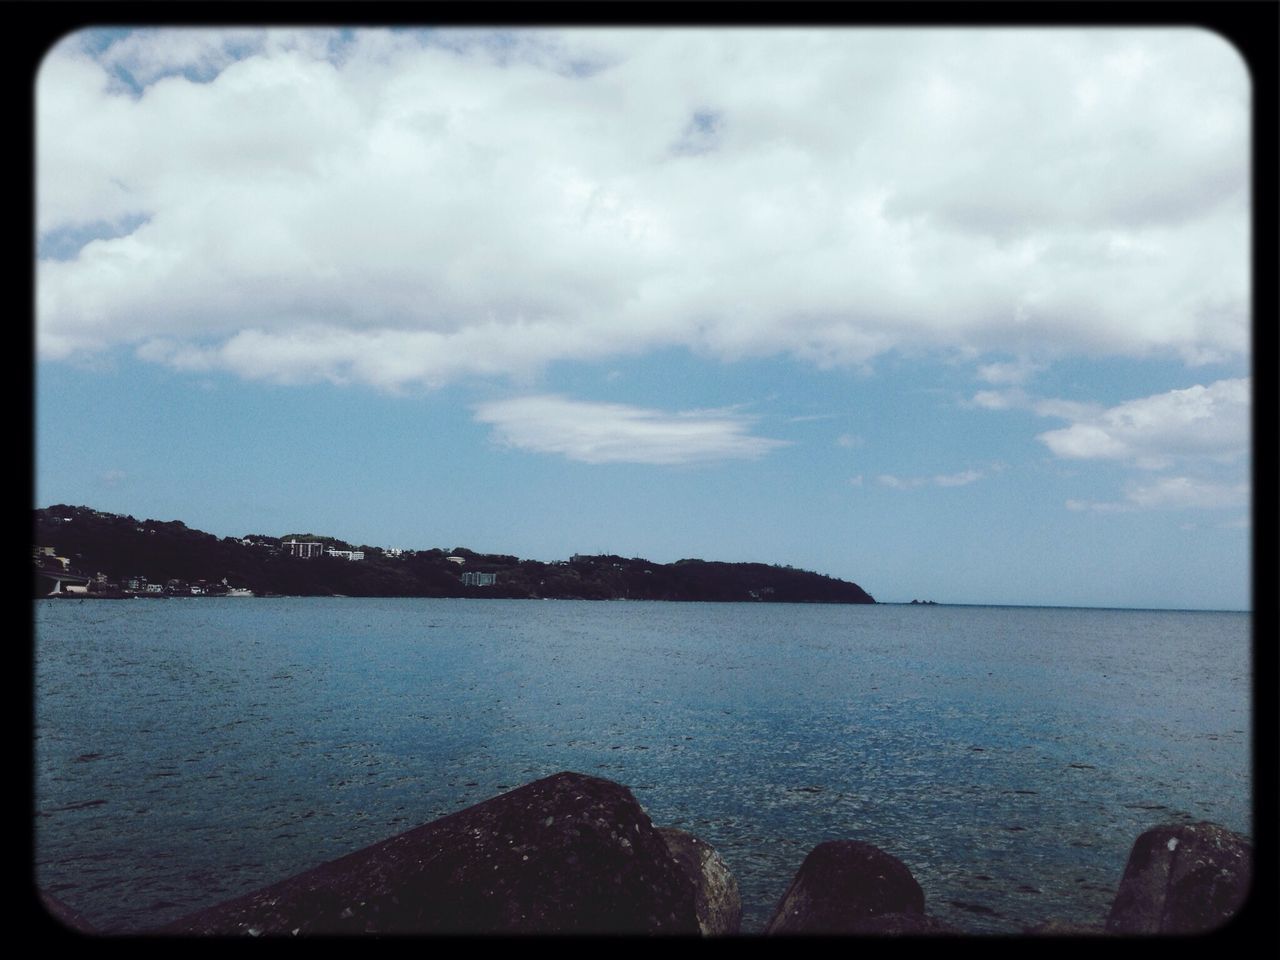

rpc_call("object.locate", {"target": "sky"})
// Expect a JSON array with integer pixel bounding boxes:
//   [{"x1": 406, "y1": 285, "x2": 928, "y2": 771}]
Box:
[{"x1": 34, "y1": 27, "x2": 1252, "y2": 610}]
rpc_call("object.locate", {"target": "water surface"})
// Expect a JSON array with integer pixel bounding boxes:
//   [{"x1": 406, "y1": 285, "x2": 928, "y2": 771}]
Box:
[{"x1": 34, "y1": 599, "x2": 1251, "y2": 933}]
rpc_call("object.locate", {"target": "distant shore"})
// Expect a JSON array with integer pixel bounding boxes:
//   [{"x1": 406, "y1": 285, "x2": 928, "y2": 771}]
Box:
[{"x1": 35, "y1": 505, "x2": 876, "y2": 605}]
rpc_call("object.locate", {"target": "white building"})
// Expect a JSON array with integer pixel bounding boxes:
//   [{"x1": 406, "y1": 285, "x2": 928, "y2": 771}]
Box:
[
  {"x1": 284, "y1": 539, "x2": 326, "y2": 559},
  {"x1": 325, "y1": 548, "x2": 365, "y2": 561}
]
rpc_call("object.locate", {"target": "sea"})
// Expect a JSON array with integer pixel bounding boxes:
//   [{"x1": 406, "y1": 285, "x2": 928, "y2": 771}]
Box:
[{"x1": 33, "y1": 598, "x2": 1252, "y2": 934}]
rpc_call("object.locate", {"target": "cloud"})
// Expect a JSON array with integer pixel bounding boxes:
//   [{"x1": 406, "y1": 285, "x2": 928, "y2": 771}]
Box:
[
  {"x1": 835, "y1": 433, "x2": 863, "y2": 448},
  {"x1": 1123, "y1": 476, "x2": 1248, "y2": 510},
  {"x1": 1066, "y1": 476, "x2": 1248, "y2": 513},
  {"x1": 878, "y1": 468, "x2": 985, "y2": 490},
  {"x1": 976, "y1": 358, "x2": 1043, "y2": 385},
  {"x1": 965, "y1": 387, "x2": 1104, "y2": 421},
  {"x1": 934, "y1": 469, "x2": 984, "y2": 487},
  {"x1": 877, "y1": 474, "x2": 923, "y2": 490},
  {"x1": 969, "y1": 388, "x2": 1026, "y2": 410},
  {"x1": 1030, "y1": 397, "x2": 1103, "y2": 421},
  {"x1": 473, "y1": 394, "x2": 789, "y2": 465},
  {"x1": 1066, "y1": 498, "x2": 1132, "y2": 513},
  {"x1": 100, "y1": 469, "x2": 127, "y2": 486},
  {"x1": 36, "y1": 28, "x2": 1249, "y2": 387},
  {"x1": 1037, "y1": 378, "x2": 1249, "y2": 468},
  {"x1": 94, "y1": 27, "x2": 274, "y2": 88}
]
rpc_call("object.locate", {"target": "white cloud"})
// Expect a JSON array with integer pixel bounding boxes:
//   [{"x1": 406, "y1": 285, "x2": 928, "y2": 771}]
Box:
[
  {"x1": 1066, "y1": 498, "x2": 1132, "y2": 513},
  {"x1": 835, "y1": 433, "x2": 863, "y2": 448},
  {"x1": 879, "y1": 468, "x2": 985, "y2": 490},
  {"x1": 877, "y1": 474, "x2": 925, "y2": 490},
  {"x1": 965, "y1": 387, "x2": 1102, "y2": 421},
  {"x1": 934, "y1": 469, "x2": 983, "y2": 487},
  {"x1": 1030, "y1": 397, "x2": 1103, "y2": 421},
  {"x1": 472, "y1": 394, "x2": 788, "y2": 465},
  {"x1": 36, "y1": 27, "x2": 1249, "y2": 387},
  {"x1": 1123, "y1": 476, "x2": 1248, "y2": 510},
  {"x1": 1037, "y1": 378, "x2": 1249, "y2": 468},
  {"x1": 1066, "y1": 476, "x2": 1248, "y2": 513},
  {"x1": 977, "y1": 358, "x2": 1043, "y2": 385},
  {"x1": 969, "y1": 388, "x2": 1026, "y2": 410},
  {"x1": 95, "y1": 28, "x2": 272, "y2": 87}
]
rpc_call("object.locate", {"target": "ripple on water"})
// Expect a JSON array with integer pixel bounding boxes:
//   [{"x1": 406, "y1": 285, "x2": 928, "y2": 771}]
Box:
[{"x1": 34, "y1": 600, "x2": 1250, "y2": 933}]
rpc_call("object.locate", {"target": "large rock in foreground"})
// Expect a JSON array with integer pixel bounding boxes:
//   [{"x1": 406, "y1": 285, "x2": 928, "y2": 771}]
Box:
[
  {"x1": 657, "y1": 827, "x2": 741, "y2": 935},
  {"x1": 164, "y1": 772, "x2": 700, "y2": 935},
  {"x1": 764, "y1": 840, "x2": 926, "y2": 934},
  {"x1": 1105, "y1": 821, "x2": 1253, "y2": 934}
]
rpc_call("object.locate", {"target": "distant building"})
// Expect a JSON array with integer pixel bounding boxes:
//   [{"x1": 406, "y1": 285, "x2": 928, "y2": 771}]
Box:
[
  {"x1": 446, "y1": 556, "x2": 466, "y2": 565},
  {"x1": 325, "y1": 548, "x2": 365, "y2": 561},
  {"x1": 284, "y1": 539, "x2": 326, "y2": 559},
  {"x1": 385, "y1": 548, "x2": 403, "y2": 558},
  {"x1": 462, "y1": 571, "x2": 496, "y2": 587}
]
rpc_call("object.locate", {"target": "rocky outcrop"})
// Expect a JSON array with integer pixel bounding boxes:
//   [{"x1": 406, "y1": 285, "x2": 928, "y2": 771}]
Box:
[
  {"x1": 1104, "y1": 821, "x2": 1253, "y2": 934},
  {"x1": 163, "y1": 772, "x2": 700, "y2": 935},
  {"x1": 657, "y1": 827, "x2": 741, "y2": 935},
  {"x1": 764, "y1": 840, "x2": 933, "y2": 934}
]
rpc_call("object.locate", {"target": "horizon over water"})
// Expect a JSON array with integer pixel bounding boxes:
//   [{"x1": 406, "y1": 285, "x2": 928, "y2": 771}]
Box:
[
  {"x1": 883, "y1": 601, "x2": 1251, "y2": 613},
  {"x1": 35, "y1": 598, "x2": 1251, "y2": 933}
]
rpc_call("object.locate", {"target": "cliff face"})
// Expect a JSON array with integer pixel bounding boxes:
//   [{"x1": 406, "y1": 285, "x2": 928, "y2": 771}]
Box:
[{"x1": 33, "y1": 506, "x2": 876, "y2": 603}]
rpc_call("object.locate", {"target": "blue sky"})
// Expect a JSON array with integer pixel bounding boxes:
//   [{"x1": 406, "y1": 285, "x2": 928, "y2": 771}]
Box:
[{"x1": 35, "y1": 28, "x2": 1251, "y2": 610}]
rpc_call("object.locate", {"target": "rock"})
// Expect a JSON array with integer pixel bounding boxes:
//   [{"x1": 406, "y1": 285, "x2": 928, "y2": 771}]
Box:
[
  {"x1": 1105, "y1": 821, "x2": 1252, "y2": 934},
  {"x1": 39, "y1": 890, "x2": 97, "y2": 933},
  {"x1": 657, "y1": 827, "x2": 741, "y2": 935},
  {"x1": 163, "y1": 772, "x2": 700, "y2": 935},
  {"x1": 764, "y1": 840, "x2": 926, "y2": 934}
]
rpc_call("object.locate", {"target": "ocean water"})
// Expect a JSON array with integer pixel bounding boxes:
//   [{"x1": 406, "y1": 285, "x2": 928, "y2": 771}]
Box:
[{"x1": 33, "y1": 598, "x2": 1251, "y2": 934}]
